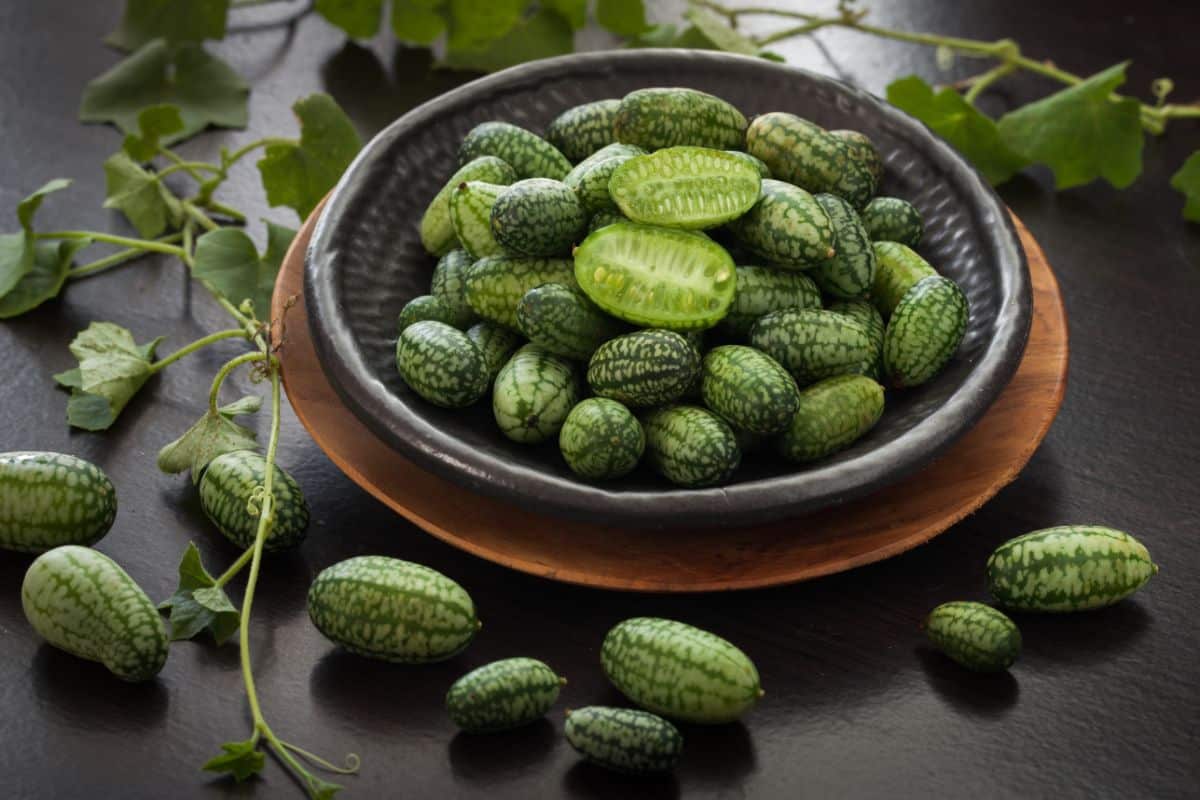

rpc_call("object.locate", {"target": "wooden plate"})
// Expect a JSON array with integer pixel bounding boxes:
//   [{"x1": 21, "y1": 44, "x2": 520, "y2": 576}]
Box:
[{"x1": 272, "y1": 201, "x2": 1067, "y2": 592}]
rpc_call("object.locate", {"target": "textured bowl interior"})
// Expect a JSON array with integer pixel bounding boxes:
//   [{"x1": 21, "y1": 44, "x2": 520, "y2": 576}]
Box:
[{"x1": 305, "y1": 50, "x2": 1030, "y2": 529}]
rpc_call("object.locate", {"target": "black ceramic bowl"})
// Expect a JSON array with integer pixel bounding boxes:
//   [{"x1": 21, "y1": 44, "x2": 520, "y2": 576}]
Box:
[{"x1": 305, "y1": 49, "x2": 1031, "y2": 528}]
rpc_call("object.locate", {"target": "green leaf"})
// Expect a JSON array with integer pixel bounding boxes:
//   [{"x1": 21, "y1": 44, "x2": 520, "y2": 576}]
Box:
[
  {"x1": 997, "y1": 62, "x2": 1143, "y2": 189},
  {"x1": 257, "y1": 94, "x2": 362, "y2": 220},
  {"x1": 56, "y1": 321, "x2": 163, "y2": 431},
  {"x1": 596, "y1": 0, "x2": 650, "y2": 36},
  {"x1": 314, "y1": 0, "x2": 383, "y2": 39},
  {"x1": 106, "y1": 0, "x2": 230, "y2": 51},
  {"x1": 157, "y1": 395, "x2": 261, "y2": 480},
  {"x1": 625, "y1": 23, "x2": 678, "y2": 48},
  {"x1": 306, "y1": 776, "x2": 344, "y2": 800},
  {"x1": 543, "y1": 0, "x2": 587, "y2": 29},
  {"x1": 1, "y1": 179, "x2": 73, "y2": 301},
  {"x1": 443, "y1": 0, "x2": 526, "y2": 52},
  {"x1": 391, "y1": 0, "x2": 446, "y2": 43},
  {"x1": 80, "y1": 40, "x2": 249, "y2": 146},
  {"x1": 1170, "y1": 151, "x2": 1200, "y2": 222},
  {"x1": 682, "y1": 6, "x2": 757, "y2": 55},
  {"x1": 158, "y1": 543, "x2": 242, "y2": 644},
  {"x1": 17, "y1": 179, "x2": 72, "y2": 232},
  {"x1": 886, "y1": 75, "x2": 1029, "y2": 185},
  {"x1": 102, "y1": 152, "x2": 184, "y2": 238},
  {"x1": 122, "y1": 104, "x2": 185, "y2": 162},
  {"x1": 438, "y1": 8, "x2": 575, "y2": 72},
  {"x1": 0, "y1": 240, "x2": 88, "y2": 319},
  {"x1": 203, "y1": 738, "x2": 265, "y2": 782},
  {"x1": 193, "y1": 223, "x2": 296, "y2": 315}
]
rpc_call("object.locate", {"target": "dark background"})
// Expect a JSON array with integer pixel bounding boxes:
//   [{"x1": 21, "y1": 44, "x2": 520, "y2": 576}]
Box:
[{"x1": 1, "y1": 1, "x2": 1198, "y2": 797}]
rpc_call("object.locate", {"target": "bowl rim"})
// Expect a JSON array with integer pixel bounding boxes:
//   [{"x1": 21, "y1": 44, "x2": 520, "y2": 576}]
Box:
[{"x1": 305, "y1": 48, "x2": 1032, "y2": 528}]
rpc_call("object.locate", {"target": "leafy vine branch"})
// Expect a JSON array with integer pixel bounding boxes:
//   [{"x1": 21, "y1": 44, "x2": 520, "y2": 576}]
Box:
[{"x1": 694, "y1": 0, "x2": 1200, "y2": 134}]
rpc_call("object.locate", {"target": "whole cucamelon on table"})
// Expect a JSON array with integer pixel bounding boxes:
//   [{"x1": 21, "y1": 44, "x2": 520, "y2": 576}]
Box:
[
  {"x1": 565, "y1": 706, "x2": 683, "y2": 775},
  {"x1": 0, "y1": 451, "x2": 117, "y2": 553},
  {"x1": 986, "y1": 526, "x2": 1158, "y2": 612},
  {"x1": 924, "y1": 601, "x2": 1022, "y2": 672},
  {"x1": 308, "y1": 555, "x2": 480, "y2": 662},
  {"x1": 493, "y1": 344, "x2": 580, "y2": 444},
  {"x1": 396, "y1": 320, "x2": 490, "y2": 408},
  {"x1": 199, "y1": 450, "x2": 309, "y2": 551},
  {"x1": 558, "y1": 397, "x2": 645, "y2": 481},
  {"x1": 22, "y1": 545, "x2": 169, "y2": 681},
  {"x1": 404, "y1": 86, "x2": 974, "y2": 489},
  {"x1": 601, "y1": 617, "x2": 763, "y2": 723},
  {"x1": 446, "y1": 657, "x2": 566, "y2": 733}
]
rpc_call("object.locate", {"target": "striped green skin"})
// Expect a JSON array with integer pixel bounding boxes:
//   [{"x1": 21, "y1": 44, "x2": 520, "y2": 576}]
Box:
[
  {"x1": 614, "y1": 87, "x2": 747, "y2": 151},
  {"x1": 458, "y1": 121, "x2": 572, "y2": 180},
  {"x1": 493, "y1": 344, "x2": 580, "y2": 444},
  {"x1": 925, "y1": 602, "x2": 1022, "y2": 672},
  {"x1": 559, "y1": 398, "x2": 645, "y2": 481},
  {"x1": 776, "y1": 374, "x2": 885, "y2": 463},
  {"x1": 199, "y1": 450, "x2": 309, "y2": 551},
  {"x1": 601, "y1": 617, "x2": 762, "y2": 724},
  {"x1": 396, "y1": 320, "x2": 490, "y2": 407},
  {"x1": 0, "y1": 452, "x2": 116, "y2": 553},
  {"x1": 861, "y1": 196, "x2": 923, "y2": 248},
  {"x1": 565, "y1": 706, "x2": 682, "y2": 774},
  {"x1": 701, "y1": 345, "x2": 800, "y2": 435},
  {"x1": 813, "y1": 193, "x2": 877, "y2": 299},
  {"x1": 396, "y1": 294, "x2": 460, "y2": 332},
  {"x1": 546, "y1": 99, "x2": 621, "y2": 163},
  {"x1": 641, "y1": 405, "x2": 740, "y2": 488},
  {"x1": 829, "y1": 129, "x2": 883, "y2": 208},
  {"x1": 587, "y1": 209, "x2": 628, "y2": 234},
  {"x1": 719, "y1": 266, "x2": 821, "y2": 339},
  {"x1": 883, "y1": 275, "x2": 969, "y2": 388},
  {"x1": 680, "y1": 330, "x2": 705, "y2": 400},
  {"x1": 749, "y1": 308, "x2": 876, "y2": 386},
  {"x1": 574, "y1": 222, "x2": 736, "y2": 331},
  {"x1": 745, "y1": 112, "x2": 844, "y2": 195},
  {"x1": 490, "y1": 178, "x2": 586, "y2": 257},
  {"x1": 587, "y1": 329, "x2": 700, "y2": 408},
  {"x1": 871, "y1": 241, "x2": 937, "y2": 317},
  {"x1": 419, "y1": 156, "x2": 516, "y2": 256},
  {"x1": 22, "y1": 545, "x2": 168, "y2": 681},
  {"x1": 986, "y1": 526, "x2": 1158, "y2": 612},
  {"x1": 726, "y1": 179, "x2": 836, "y2": 270},
  {"x1": 826, "y1": 298, "x2": 885, "y2": 380},
  {"x1": 726, "y1": 150, "x2": 771, "y2": 178},
  {"x1": 450, "y1": 181, "x2": 506, "y2": 259},
  {"x1": 609, "y1": 146, "x2": 761, "y2": 230},
  {"x1": 430, "y1": 249, "x2": 480, "y2": 328},
  {"x1": 517, "y1": 283, "x2": 626, "y2": 361},
  {"x1": 563, "y1": 144, "x2": 642, "y2": 215},
  {"x1": 464, "y1": 255, "x2": 575, "y2": 330},
  {"x1": 446, "y1": 657, "x2": 565, "y2": 733},
  {"x1": 307, "y1": 555, "x2": 479, "y2": 662},
  {"x1": 466, "y1": 321, "x2": 523, "y2": 383}
]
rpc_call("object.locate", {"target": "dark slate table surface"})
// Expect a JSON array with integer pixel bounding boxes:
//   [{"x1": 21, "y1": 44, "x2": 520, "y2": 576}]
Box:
[{"x1": 1, "y1": 1, "x2": 1197, "y2": 797}]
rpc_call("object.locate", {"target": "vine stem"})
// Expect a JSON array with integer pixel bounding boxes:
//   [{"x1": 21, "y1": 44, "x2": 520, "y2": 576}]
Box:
[
  {"x1": 67, "y1": 233, "x2": 184, "y2": 280},
  {"x1": 148, "y1": 328, "x2": 249, "y2": 373},
  {"x1": 156, "y1": 160, "x2": 224, "y2": 181},
  {"x1": 36, "y1": 230, "x2": 186, "y2": 257},
  {"x1": 213, "y1": 546, "x2": 255, "y2": 589},
  {"x1": 184, "y1": 202, "x2": 221, "y2": 233},
  {"x1": 700, "y1": 1, "x2": 1199, "y2": 133},
  {"x1": 208, "y1": 352, "x2": 266, "y2": 413},
  {"x1": 223, "y1": 137, "x2": 292, "y2": 170}
]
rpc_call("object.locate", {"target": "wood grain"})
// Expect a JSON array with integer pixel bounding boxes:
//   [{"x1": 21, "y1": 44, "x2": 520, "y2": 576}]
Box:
[{"x1": 272, "y1": 200, "x2": 1067, "y2": 592}]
